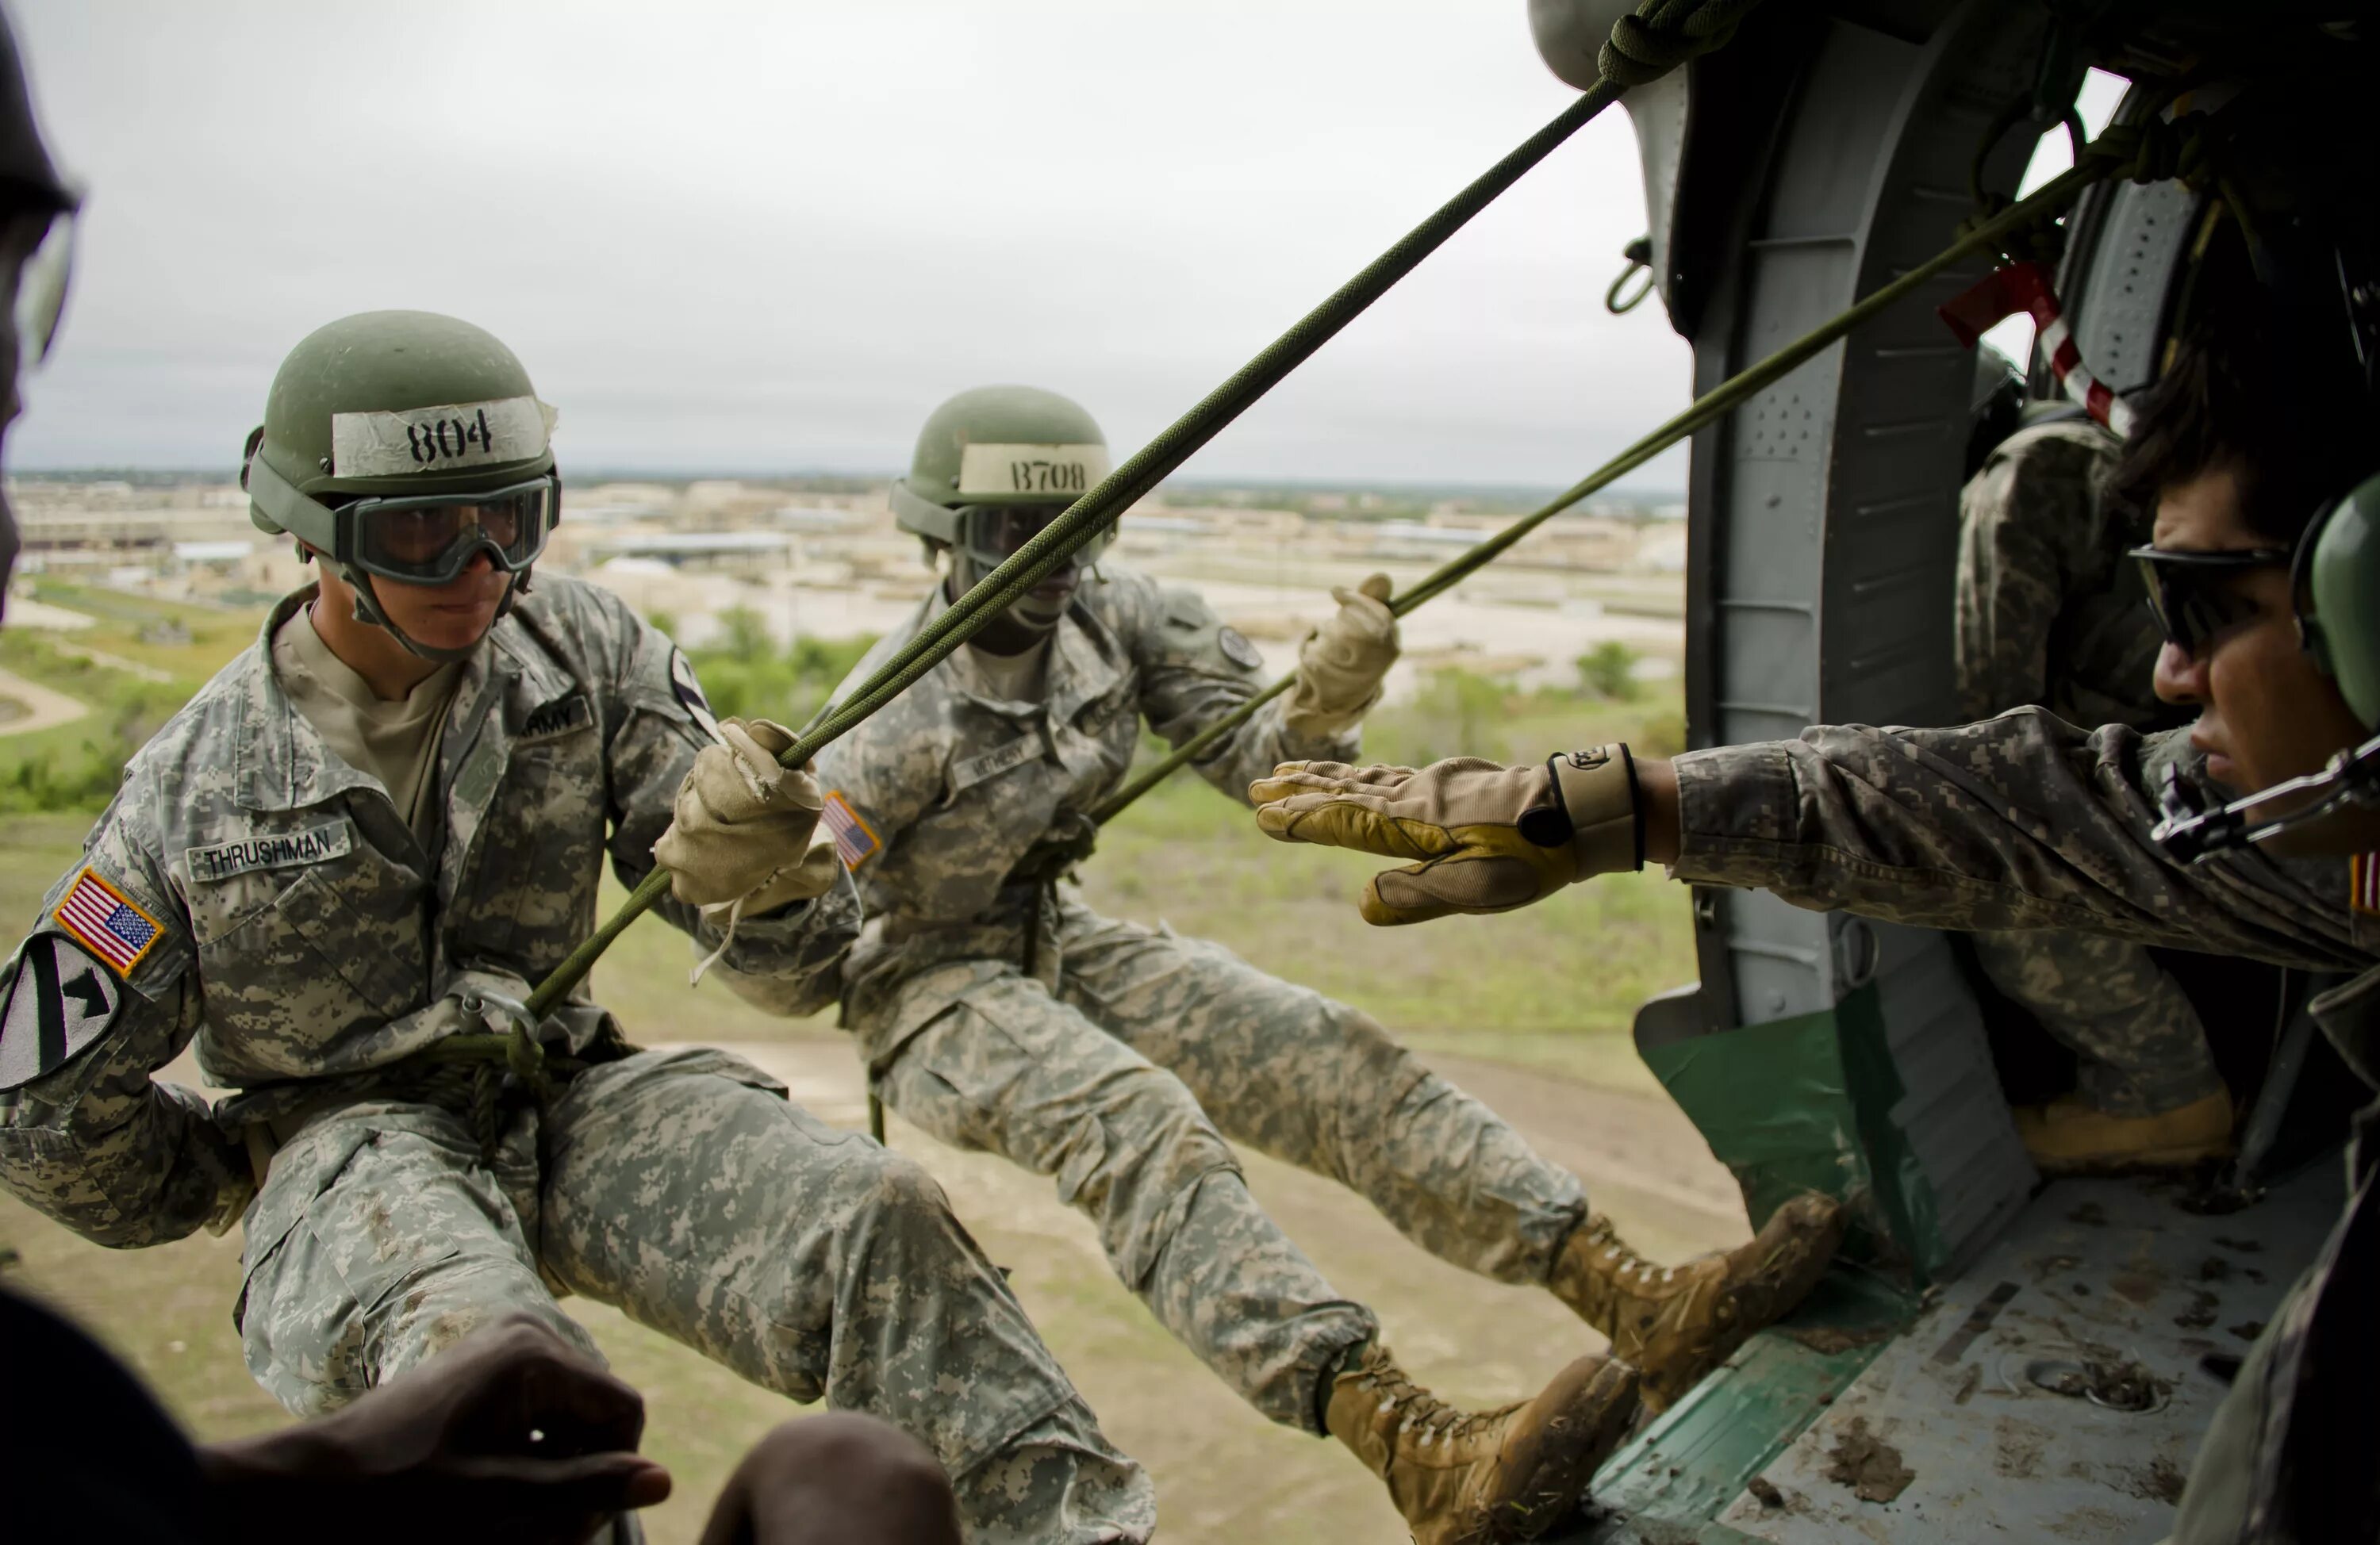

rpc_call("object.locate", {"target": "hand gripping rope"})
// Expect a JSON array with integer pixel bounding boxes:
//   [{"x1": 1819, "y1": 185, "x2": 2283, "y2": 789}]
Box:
[{"x1": 520, "y1": 0, "x2": 1764, "y2": 1027}]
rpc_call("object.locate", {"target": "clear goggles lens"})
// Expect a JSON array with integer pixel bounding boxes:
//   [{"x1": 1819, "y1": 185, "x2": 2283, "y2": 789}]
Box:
[
  {"x1": 345, "y1": 476, "x2": 557, "y2": 584},
  {"x1": 2129, "y1": 545, "x2": 2293, "y2": 655},
  {"x1": 13, "y1": 201, "x2": 76, "y2": 371},
  {"x1": 961, "y1": 504, "x2": 1109, "y2": 568}
]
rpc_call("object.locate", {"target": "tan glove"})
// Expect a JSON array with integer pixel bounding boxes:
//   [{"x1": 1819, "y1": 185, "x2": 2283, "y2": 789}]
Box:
[
  {"x1": 654, "y1": 718, "x2": 841, "y2": 918},
  {"x1": 1284, "y1": 573, "x2": 1399, "y2": 734},
  {"x1": 1250, "y1": 748, "x2": 1641, "y2": 925}
]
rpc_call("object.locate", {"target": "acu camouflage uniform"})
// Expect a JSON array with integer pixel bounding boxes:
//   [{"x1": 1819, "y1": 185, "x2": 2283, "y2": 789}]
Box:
[
  {"x1": 818, "y1": 566, "x2": 1591, "y2": 1432},
  {"x1": 0, "y1": 575, "x2": 1152, "y2": 1545},
  {"x1": 1672, "y1": 708, "x2": 2379, "y2": 1542},
  {"x1": 1953, "y1": 419, "x2": 2223, "y2": 1117}
]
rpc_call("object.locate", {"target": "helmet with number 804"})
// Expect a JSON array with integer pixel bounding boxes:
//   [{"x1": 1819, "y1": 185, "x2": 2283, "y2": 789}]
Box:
[
  {"x1": 890, "y1": 384, "x2": 1116, "y2": 574},
  {"x1": 243, "y1": 310, "x2": 561, "y2": 661}
]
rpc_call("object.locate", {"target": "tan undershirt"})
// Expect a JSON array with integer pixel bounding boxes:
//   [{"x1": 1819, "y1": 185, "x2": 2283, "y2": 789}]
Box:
[
  {"x1": 271, "y1": 606, "x2": 464, "y2": 847},
  {"x1": 968, "y1": 635, "x2": 1051, "y2": 703}
]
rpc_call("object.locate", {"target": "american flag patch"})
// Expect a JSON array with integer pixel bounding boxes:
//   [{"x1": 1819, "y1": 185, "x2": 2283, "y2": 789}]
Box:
[
  {"x1": 52, "y1": 868, "x2": 164, "y2": 976},
  {"x1": 2354, "y1": 853, "x2": 2380, "y2": 917},
  {"x1": 820, "y1": 791, "x2": 880, "y2": 870}
]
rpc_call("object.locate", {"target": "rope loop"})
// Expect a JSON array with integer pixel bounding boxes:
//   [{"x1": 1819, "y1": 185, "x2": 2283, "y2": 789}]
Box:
[
  {"x1": 1606, "y1": 236, "x2": 1656, "y2": 313},
  {"x1": 1599, "y1": 0, "x2": 1761, "y2": 89}
]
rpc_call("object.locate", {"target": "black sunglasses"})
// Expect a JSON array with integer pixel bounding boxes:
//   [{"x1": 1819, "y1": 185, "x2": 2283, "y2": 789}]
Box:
[{"x1": 2128, "y1": 545, "x2": 2294, "y2": 655}]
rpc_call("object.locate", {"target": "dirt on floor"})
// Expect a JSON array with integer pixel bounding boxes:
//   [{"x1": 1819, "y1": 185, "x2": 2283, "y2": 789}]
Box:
[{"x1": 1, "y1": 1032, "x2": 1749, "y2": 1545}]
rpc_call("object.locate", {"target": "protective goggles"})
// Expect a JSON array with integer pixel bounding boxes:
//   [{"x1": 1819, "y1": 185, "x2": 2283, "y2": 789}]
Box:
[
  {"x1": 957, "y1": 503, "x2": 1112, "y2": 571},
  {"x1": 2128, "y1": 545, "x2": 2293, "y2": 656},
  {"x1": 341, "y1": 475, "x2": 559, "y2": 585}
]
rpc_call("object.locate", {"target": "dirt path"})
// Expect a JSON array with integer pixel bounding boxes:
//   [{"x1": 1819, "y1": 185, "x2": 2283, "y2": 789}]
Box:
[{"x1": 0, "y1": 665, "x2": 88, "y2": 737}]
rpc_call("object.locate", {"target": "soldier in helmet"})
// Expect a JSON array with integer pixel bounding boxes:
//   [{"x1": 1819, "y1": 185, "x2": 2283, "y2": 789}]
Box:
[
  {"x1": 808, "y1": 384, "x2": 1844, "y2": 1544},
  {"x1": 1256, "y1": 297, "x2": 2380, "y2": 1536},
  {"x1": 0, "y1": 314, "x2": 1154, "y2": 1545}
]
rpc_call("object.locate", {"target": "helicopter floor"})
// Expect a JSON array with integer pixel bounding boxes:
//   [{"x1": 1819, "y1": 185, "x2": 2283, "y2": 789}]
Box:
[{"x1": 1572, "y1": 1161, "x2": 2343, "y2": 1543}]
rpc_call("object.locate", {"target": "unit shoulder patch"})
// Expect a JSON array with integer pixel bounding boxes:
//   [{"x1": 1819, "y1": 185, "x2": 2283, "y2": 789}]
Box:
[
  {"x1": 51, "y1": 868, "x2": 164, "y2": 976},
  {"x1": 0, "y1": 933, "x2": 125, "y2": 1091},
  {"x1": 820, "y1": 791, "x2": 881, "y2": 870}
]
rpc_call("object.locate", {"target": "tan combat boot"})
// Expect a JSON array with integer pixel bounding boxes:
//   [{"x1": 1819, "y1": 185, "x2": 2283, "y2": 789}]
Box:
[
  {"x1": 1324, "y1": 1342, "x2": 1639, "y2": 1545},
  {"x1": 2013, "y1": 1091, "x2": 2233, "y2": 1174},
  {"x1": 1550, "y1": 1193, "x2": 1844, "y2": 1413}
]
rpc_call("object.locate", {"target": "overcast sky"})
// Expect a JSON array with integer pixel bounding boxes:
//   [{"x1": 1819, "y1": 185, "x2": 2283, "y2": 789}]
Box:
[{"x1": 6, "y1": 0, "x2": 1706, "y2": 489}]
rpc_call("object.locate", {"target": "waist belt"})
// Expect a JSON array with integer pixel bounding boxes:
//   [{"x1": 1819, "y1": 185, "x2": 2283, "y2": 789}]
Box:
[{"x1": 357, "y1": 990, "x2": 637, "y2": 1156}]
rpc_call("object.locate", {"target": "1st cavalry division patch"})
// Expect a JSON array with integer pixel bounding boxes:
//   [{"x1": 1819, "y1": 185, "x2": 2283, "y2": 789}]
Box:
[{"x1": 0, "y1": 933, "x2": 124, "y2": 1091}]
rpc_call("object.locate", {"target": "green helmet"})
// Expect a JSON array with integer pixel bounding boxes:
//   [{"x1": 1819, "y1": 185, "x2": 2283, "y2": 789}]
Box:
[
  {"x1": 890, "y1": 385, "x2": 1116, "y2": 571},
  {"x1": 2297, "y1": 470, "x2": 2380, "y2": 728},
  {"x1": 244, "y1": 309, "x2": 560, "y2": 660}
]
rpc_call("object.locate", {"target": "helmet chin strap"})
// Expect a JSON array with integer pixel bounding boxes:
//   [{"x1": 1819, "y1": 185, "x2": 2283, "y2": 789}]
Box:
[{"x1": 342, "y1": 562, "x2": 525, "y2": 664}]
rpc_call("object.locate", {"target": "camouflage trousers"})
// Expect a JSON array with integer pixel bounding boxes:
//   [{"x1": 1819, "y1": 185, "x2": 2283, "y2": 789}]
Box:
[
  {"x1": 854, "y1": 901, "x2": 1591, "y2": 1432},
  {"x1": 1971, "y1": 930, "x2": 2225, "y2": 1116},
  {"x1": 235, "y1": 1045, "x2": 1154, "y2": 1545}
]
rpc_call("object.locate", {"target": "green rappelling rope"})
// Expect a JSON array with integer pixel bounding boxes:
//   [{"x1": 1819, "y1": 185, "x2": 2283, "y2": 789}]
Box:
[
  {"x1": 1081, "y1": 128, "x2": 2175, "y2": 833},
  {"x1": 523, "y1": 0, "x2": 1767, "y2": 1022}
]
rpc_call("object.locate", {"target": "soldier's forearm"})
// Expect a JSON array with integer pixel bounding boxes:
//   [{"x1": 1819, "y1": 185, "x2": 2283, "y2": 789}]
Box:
[
  {"x1": 0, "y1": 1081, "x2": 245, "y2": 1248},
  {"x1": 1638, "y1": 757, "x2": 1682, "y2": 866}
]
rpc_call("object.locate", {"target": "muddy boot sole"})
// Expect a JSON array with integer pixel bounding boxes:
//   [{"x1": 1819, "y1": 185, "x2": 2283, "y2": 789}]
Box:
[{"x1": 1482, "y1": 1354, "x2": 1641, "y2": 1540}]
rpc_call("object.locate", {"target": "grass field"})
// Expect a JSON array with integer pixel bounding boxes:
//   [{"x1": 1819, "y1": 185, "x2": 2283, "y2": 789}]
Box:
[{"x1": 0, "y1": 585, "x2": 1714, "y2": 1543}]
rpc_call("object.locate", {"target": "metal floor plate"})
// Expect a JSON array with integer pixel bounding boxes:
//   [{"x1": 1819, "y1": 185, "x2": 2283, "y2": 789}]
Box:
[{"x1": 1714, "y1": 1166, "x2": 2341, "y2": 1543}]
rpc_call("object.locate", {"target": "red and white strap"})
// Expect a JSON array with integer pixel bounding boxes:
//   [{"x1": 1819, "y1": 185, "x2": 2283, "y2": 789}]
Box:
[{"x1": 1937, "y1": 259, "x2": 2137, "y2": 438}]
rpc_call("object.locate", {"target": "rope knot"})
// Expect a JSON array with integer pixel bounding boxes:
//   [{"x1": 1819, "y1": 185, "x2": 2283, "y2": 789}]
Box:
[{"x1": 1599, "y1": 0, "x2": 1760, "y2": 90}]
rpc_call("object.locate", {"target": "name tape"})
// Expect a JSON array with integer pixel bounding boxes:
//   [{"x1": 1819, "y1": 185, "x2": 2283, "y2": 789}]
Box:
[
  {"x1": 186, "y1": 821, "x2": 354, "y2": 884},
  {"x1": 332, "y1": 395, "x2": 547, "y2": 478},
  {"x1": 956, "y1": 443, "x2": 1111, "y2": 501}
]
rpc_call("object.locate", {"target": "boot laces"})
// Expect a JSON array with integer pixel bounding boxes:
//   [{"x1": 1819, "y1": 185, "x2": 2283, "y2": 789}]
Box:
[
  {"x1": 1580, "y1": 1217, "x2": 1705, "y2": 1302},
  {"x1": 1356, "y1": 1363, "x2": 1502, "y2": 1448}
]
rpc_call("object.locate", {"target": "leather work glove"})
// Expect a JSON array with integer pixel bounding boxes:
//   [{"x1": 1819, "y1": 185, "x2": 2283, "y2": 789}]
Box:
[
  {"x1": 1250, "y1": 748, "x2": 1643, "y2": 925},
  {"x1": 1284, "y1": 573, "x2": 1399, "y2": 734},
  {"x1": 654, "y1": 718, "x2": 841, "y2": 918}
]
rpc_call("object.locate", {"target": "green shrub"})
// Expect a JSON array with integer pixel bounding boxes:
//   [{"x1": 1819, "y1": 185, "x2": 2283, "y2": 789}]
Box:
[{"x1": 1576, "y1": 641, "x2": 1642, "y2": 701}]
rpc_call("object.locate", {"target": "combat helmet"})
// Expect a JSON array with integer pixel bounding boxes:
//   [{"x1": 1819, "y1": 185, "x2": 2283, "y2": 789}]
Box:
[
  {"x1": 244, "y1": 310, "x2": 560, "y2": 661},
  {"x1": 890, "y1": 385, "x2": 1115, "y2": 573}
]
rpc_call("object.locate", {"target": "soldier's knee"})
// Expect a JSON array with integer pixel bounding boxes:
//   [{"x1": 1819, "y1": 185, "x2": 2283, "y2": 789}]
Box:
[
  {"x1": 737, "y1": 1413, "x2": 962, "y2": 1539},
  {"x1": 843, "y1": 1143, "x2": 958, "y2": 1225},
  {"x1": 1328, "y1": 1006, "x2": 1432, "y2": 1106}
]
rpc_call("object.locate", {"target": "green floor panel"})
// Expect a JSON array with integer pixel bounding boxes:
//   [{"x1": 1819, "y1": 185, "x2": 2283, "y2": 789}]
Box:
[{"x1": 1565, "y1": 1270, "x2": 1917, "y2": 1542}]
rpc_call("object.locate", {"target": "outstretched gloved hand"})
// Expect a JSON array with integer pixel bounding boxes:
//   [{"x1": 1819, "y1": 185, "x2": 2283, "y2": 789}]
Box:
[
  {"x1": 1250, "y1": 748, "x2": 1643, "y2": 924},
  {"x1": 654, "y1": 717, "x2": 841, "y2": 918},
  {"x1": 1284, "y1": 573, "x2": 1399, "y2": 734}
]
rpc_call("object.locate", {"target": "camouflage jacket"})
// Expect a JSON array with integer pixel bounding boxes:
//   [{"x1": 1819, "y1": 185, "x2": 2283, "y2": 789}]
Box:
[
  {"x1": 0, "y1": 577, "x2": 859, "y2": 1248},
  {"x1": 816, "y1": 565, "x2": 1357, "y2": 1021},
  {"x1": 1672, "y1": 708, "x2": 2377, "y2": 1542},
  {"x1": 1954, "y1": 420, "x2": 2177, "y2": 730}
]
